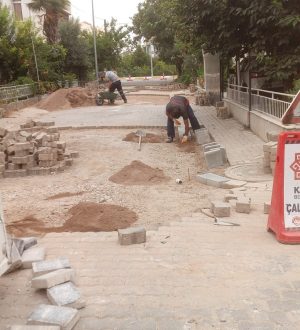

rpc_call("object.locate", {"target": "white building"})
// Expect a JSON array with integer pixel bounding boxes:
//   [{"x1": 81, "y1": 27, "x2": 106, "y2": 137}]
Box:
[{"x1": 0, "y1": 0, "x2": 70, "y2": 30}]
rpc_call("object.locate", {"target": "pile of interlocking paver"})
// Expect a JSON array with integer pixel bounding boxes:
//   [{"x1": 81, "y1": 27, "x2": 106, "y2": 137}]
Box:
[
  {"x1": 263, "y1": 132, "x2": 279, "y2": 176},
  {"x1": 195, "y1": 90, "x2": 210, "y2": 106},
  {"x1": 5, "y1": 237, "x2": 83, "y2": 329},
  {"x1": 0, "y1": 120, "x2": 78, "y2": 178}
]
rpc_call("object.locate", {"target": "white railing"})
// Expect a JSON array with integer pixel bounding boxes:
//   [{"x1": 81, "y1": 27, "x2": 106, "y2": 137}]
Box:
[
  {"x1": 0, "y1": 84, "x2": 37, "y2": 103},
  {"x1": 226, "y1": 84, "x2": 295, "y2": 119}
]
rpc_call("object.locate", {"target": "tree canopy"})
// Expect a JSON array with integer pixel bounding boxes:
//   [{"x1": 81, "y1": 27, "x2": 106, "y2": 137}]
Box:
[{"x1": 28, "y1": 0, "x2": 70, "y2": 44}]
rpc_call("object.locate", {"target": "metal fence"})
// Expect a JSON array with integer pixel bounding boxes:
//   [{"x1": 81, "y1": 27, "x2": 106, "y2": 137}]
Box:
[
  {"x1": 0, "y1": 84, "x2": 37, "y2": 104},
  {"x1": 226, "y1": 84, "x2": 295, "y2": 119}
]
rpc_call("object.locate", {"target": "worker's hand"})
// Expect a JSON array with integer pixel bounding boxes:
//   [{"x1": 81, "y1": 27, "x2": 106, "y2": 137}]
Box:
[
  {"x1": 174, "y1": 119, "x2": 181, "y2": 126},
  {"x1": 181, "y1": 135, "x2": 188, "y2": 143}
]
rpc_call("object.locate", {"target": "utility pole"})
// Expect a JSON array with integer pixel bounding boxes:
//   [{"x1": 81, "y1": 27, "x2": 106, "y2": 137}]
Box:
[{"x1": 91, "y1": 0, "x2": 99, "y2": 80}]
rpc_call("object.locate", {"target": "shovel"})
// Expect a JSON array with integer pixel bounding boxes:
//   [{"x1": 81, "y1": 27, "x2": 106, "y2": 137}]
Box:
[{"x1": 135, "y1": 130, "x2": 146, "y2": 151}]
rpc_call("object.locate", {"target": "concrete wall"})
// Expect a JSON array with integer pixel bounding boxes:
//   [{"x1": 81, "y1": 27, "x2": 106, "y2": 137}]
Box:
[
  {"x1": 224, "y1": 98, "x2": 296, "y2": 141},
  {"x1": 0, "y1": 96, "x2": 40, "y2": 118}
]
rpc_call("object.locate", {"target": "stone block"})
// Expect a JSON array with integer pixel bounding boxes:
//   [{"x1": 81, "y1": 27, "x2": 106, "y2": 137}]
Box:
[
  {"x1": 4, "y1": 169, "x2": 27, "y2": 178},
  {"x1": 28, "y1": 167, "x2": 51, "y2": 176},
  {"x1": 195, "y1": 129, "x2": 210, "y2": 145},
  {"x1": 0, "y1": 127, "x2": 7, "y2": 137},
  {"x1": 270, "y1": 161, "x2": 276, "y2": 171},
  {"x1": 47, "y1": 282, "x2": 85, "y2": 309},
  {"x1": 267, "y1": 131, "x2": 279, "y2": 142},
  {"x1": 264, "y1": 201, "x2": 271, "y2": 214},
  {"x1": 204, "y1": 148, "x2": 224, "y2": 168},
  {"x1": 0, "y1": 151, "x2": 5, "y2": 163},
  {"x1": 39, "y1": 160, "x2": 57, "y2": 168},
  {"x1": 0, "y1": 165, "x2": 5, "y2": 173},
  {"x1": 11, "y1": 156, "x2": 30, "y2": 165},
  {"x1": 19, "y1": 237, "x2": 37, "y2": 252},
  {"x1": 224, "y1": 194, "x2": 238, "y2": 202},
  {"x1": 70, "y1": 151, "x2": 79, "y2": 158},
  {"x1": 11, "y1": 326, "x2": 60, "y2": 330},
  {"x1": 19, "y1": 130, "x2": 32, "y2": 140},
  {"x1": 211, "y1": 201, "x2": 231, "y2": 217},
  {"x1": 27, "y1": 304, "x2": 79, "y2": 330},
  {"x1": 32, "y1": 257, "x2": 71, "y2": 277},
  {"x1": 22, "y1": 247, "x2": 46, "y2": 269},
  {"x1": 203, "y1": 143, "x2": 220, "y2": 152},
  {"x1": 47, "y1": 127, "x2": 59, "y2": 134},
  {"x1": 35, "y1": 133, "x2": 48, "y2": 146},
  {"x1": 3, "y1": 241, "x2": 22, "y2": 274},
  {"x1": 7, "y1": 163, "x2": 19, "y2": 171},
  {"x1": 220, "y1": 146, "x2": 228, "y2": 163},
  {"x1": 118, "y1": 226, "x2": 146, "y2": 245},
  {"x1": 263, "y1": 141, "x2": 277, "y2": 153},
  {"x1": 14, "y1": 150, "x2": 29, "y2": 157},
  {"x1": 38, "y1": 147, "x2": 53, "y2": 154},
  {"x1": 14, "y1": 142, "x2": 31, "y2": 152},
  {"x1": 65, "y1": 159, "x2": 73, "y2": 167},
  {"x1": 196, "y1": 172, "x2": 229, "y2": 188},
  {"x1": 236, "y1": 198, "x2": 251, "y2": 214},
  {"x1": 34, "y1": 121, "x2": 55, "y2": 127},
  {"x1": 215, "y1": 101, "x2": 224, "y2": 108},
  {"x1": 221, "y1": 180, "x2": 247, "y2": 189},
  {"x1": 38, "y1": 153, "x2": 57, "y2": 161},
  {"x1": 32, "y1": 268, "x2": 76, "y2": 289}
]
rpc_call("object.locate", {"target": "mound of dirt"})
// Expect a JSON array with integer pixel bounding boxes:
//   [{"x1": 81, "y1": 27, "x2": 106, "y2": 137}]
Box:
[
  {"x1": 6, "y1": 203, "x2": 138, "y2": 236},
  {"x1": 123, "y1": 132, "x2": 164, "y2": 143},
  {"x1": 37, "y1": 87, "x2": 95, "y2": 111},
  {"x1": 109, "y1": 160, "x2": 169, "y2": 185},
  {"x1": 63, "y1": 202, "x2": 137, "y2": 232}
]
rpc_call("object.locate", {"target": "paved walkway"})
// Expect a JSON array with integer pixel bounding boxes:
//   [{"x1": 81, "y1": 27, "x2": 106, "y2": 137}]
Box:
[
  {"x1": 194, "y1": 107, "x2": 264, "y2": 166},
  {"x1": 2, "y1": 196, "x2": 300, "y2": 329}
]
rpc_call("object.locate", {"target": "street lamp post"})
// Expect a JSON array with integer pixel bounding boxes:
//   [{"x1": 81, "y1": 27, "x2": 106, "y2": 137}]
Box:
[{"x1": 91, "y1": 0, "x2": 99, "y2": 80}]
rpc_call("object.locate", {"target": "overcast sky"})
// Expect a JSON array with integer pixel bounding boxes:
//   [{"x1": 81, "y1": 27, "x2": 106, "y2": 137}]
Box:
[{"x1": 70, "y1": 0, "x2": 142, "y2": 27}]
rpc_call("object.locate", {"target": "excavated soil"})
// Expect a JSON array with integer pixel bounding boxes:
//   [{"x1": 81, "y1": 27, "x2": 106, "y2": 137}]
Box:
[
  {"x1": 176, "y1": 140, "x2": 197, "y2": 153},
  {"x1": 6, "y1": 202, "x2": 137, "y2": 236},
  {"x1": 123, "y1": 132, "x2": 164, "y2": 143},
  {"x1": 37, "y1": 88, "x2": 96, "y2": 111},
  {"x1": 109, "y1": 160, "x2": 169, "y2": 185}
]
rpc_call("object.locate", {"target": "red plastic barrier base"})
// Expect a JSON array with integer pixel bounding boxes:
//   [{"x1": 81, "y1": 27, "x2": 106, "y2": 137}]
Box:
[{"x1": 267, "y1": 131, "x2": 300, "y2": 244}]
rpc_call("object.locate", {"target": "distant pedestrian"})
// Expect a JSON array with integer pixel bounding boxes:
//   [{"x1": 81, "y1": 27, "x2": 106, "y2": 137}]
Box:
[
  {"x1": 99, "y1": 70, "x2": 127, "y2": 103},
  {"x1": 165, "y1": 95, "x2": 201, "y2": 143}
]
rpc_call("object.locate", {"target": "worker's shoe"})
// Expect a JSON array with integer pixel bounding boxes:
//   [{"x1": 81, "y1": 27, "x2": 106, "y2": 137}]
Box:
[{"x1": 165, "y1": 137, "x2": 173, "y2": 143}]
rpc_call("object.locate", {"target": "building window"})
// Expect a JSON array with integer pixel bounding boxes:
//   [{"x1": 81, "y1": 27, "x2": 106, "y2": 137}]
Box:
[{"x1": 13, "y1": 1, "x2": 23, "y2": 21}]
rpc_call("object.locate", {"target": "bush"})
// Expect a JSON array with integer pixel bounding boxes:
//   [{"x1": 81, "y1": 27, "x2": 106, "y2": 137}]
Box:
[{"x1": 10, "y1": 76, "x2": 35, "y2": 86}]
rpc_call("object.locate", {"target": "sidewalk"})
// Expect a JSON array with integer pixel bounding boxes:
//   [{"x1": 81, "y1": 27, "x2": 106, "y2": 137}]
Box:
[
  {"x1": 194, "y1": 106, "x2": 264, "y2": 166},
  {"x1": 1, "y1": 206, "x2": 299, "y2": 329}
]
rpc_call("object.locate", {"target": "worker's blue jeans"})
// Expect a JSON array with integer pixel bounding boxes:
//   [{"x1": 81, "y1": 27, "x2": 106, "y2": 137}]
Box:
[{"x1": 167, "y1": 105, "x2": 201, "y2": 138}]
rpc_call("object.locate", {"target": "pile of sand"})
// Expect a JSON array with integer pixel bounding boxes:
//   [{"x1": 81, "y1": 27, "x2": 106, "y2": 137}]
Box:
[
  {"x1": 37, "y1": 87, "x2": 95, "y2": 111},
  {"x1": 7, "y1": 202, "x2": 138, "y2": 236},
  {"x1": 109, "y1": 160, "x2": 169, "y2": 185},
  {"x1": 123, "y1": 132, "x2": 164, "y2": 143}
]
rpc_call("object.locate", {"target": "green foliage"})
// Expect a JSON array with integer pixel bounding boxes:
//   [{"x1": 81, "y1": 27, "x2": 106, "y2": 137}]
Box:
[
  {"x1": 132, "y1": 0, "x2": 187, "y2": 76},
  {"x1": 10, "y1": 76, "x2": 35, "y2": 85},
  {"x1": 289, "y1": 79, "x2": 300, "y2": 95},
  {"x1": 176, "y1": 0, "x2": 300, "y2": 89},
  {"x1": 59, "y1": 18, "x2": 90, "y2": 80}
]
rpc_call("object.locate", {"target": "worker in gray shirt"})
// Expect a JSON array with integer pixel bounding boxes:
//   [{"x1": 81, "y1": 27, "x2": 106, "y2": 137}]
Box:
[{"x1": 99, "y1": 70, "x2": 127, "y2": 103}]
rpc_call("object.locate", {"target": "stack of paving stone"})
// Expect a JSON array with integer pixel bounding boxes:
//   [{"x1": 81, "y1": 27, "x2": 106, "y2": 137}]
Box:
[
  {"x1": 263, "y1": 141, "x2": 278, "y2": 175},
  {"x1": 215, "y1": 101, "x2": 230, "y2": 119},
  {"x1": 2, "y1": 236, "x2": 45, "y2": 275},
  {"x1": 7, "y1": 237, "x2": 82, "y2": 329},
  {"x1": 0, "y1": 120, "x2": 78, "y2": 178},
  {"x1": 195, "y1": 90, "x2": 210, "y2": 106},
  {"x1": 203, "y1": 142, "x2": 228, "y2": 169}
]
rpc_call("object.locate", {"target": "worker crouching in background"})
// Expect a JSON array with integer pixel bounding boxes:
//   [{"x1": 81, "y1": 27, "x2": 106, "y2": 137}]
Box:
[{"x1": 165, "y1": 95, "x2": 201, "y2": 143}]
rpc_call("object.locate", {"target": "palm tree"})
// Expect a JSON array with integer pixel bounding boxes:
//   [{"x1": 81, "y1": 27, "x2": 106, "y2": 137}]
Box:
[{"x1": 28, "y1": 0, "x2": 70, "y2": 44}]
